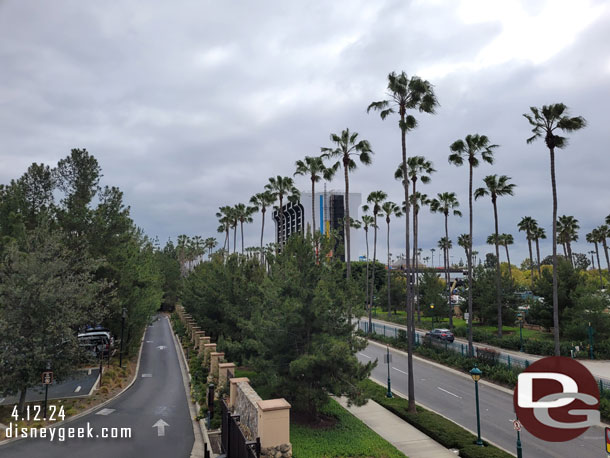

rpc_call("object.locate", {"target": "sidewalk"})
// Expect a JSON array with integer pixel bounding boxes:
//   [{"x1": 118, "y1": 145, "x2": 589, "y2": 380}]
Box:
[
  {"x1": 336, "y1": 396, "x2": 457, "y2": 458},
  {"x1": 365, "y1": 316, "x2": 610, "y2": 381}
]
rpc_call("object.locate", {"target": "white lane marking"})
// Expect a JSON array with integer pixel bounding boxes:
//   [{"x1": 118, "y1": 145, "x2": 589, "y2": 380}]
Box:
[
  {"x1": 74, "y1": 386, "x2": 82, "y2": 393},
  {"x1": 437, "y1": 387, "x2": 462, "y2": 399},
  {"x1": 157, "y1": 345, "x2": 167, "y2": 350},
  {"x1": 96, "y1": 408, "x2": 115, "y2": 415},
  {"x1": 153, "y1": 419, "x2": 169, "y2": 436},
  {"x1": 392, "y1": 367, "x2": 408, "y2": 375},
  {"x1": 146, "y1": 341, "x2": 153, "y2": 343},
  {"x1": 358, "y1": 353, "x2": 371, "y2": 359},
  {"x1": 142, "y1": 374, "x2": 153, "y2": 378}
]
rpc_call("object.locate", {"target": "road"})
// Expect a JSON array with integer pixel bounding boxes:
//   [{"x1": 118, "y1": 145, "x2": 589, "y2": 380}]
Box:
[
  {"x1": 1, "y1": 315, "x2": 194, "y2": 458},
  {"x1": 360, "y1": 340, "x2": 605, "y2": 458}
]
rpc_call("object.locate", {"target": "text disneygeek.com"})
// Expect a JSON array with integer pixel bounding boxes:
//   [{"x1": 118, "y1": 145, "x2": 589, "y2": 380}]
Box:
[{"x1": 5, "y1": 422, "x2": 132, "y2": 441}]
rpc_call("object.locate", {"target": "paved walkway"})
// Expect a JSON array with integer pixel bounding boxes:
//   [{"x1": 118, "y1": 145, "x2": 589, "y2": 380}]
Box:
[
  {"x1": 365, "y1": 316, "x2": 610, "y2": 381},
  {"x1": 336, "y1": 396, "x2": 457, "y2": 458}
]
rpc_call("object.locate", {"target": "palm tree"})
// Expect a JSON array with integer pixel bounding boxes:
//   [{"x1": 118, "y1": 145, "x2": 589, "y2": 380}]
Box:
[
  {"x1": 474, "y1": 175, "x2": 516, "y2": 338},
  {"x1": 557, "y1": 215, "x2": 580, "y2": 266},
  {"x1": 321, "y1": 129, "x2": 373, "y2": 279},
  {"x1": 294, "y1": 156, "x2": 338, "y2": 235},
  {"x1": 204, "y1": 237, "x2": 217, "y2": 258},
  {"x1": 368, "y1": 72, "x2": 438, "y2": 413},
  {"x1": 382, "y1": 201, "x2": 403, "y2": 316},
  {"x1": 449, "y1": 135, "x2": 496, "y2": 353},
  {"x1": 265, "y1": 176, "x2": 300, "y2": 249},
  {"x1": 361, "y1": 213, "x2": 376, "y2": 317},
  {"x1": 409, "y1": 192, "x2": 430, "y2": 324},
  {"x1": 250, "y1": 190, "x2": 276, "y2": 258},
  {"x1": 430, "y1": 192, "x2": 462, "y2": 328},
  {"x1": 363, "y1": 190, "x2": 387, "y2": 332},
  {"x1": 597, "y1": 225, "x2": 610, "y2": 273},
  {"x1": 234, "y1": 203, "x2": 256, "y2": 254},
  {"x1": 499, "y1": 233, "x2": 514, "y2": 282},
  {"x1": 430, "y1": 248, "x2": 435, "y2": 268},
  {"x1": 524, "y1": 103, "x2": 586, "y2": 356},
  {"x1": 437, "y1": 236, "x2": 453, "y2": 317},
  {"x1": 586, "y1": 229, "x2": 604, "y2": 289},
  {"x1": 457, "y1": 234, "x2": 470, "y2": 266},
  {"x1": 518, "y1": 216, "x2": 538, "y2": 280},
  {"x1": 532, "y1": 226, "x2": 546, "y2": 276},
  {"x1": 216, "y1": 205, "x2": 233, "y2": 252}
]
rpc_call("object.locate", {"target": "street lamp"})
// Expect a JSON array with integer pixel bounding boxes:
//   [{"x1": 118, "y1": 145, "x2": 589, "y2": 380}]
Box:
[
  {"x1": 119, "y1": 307, "x2": 127, "y2": 368},
  {"x1": 385, "y1": 346, "x2": 393, "y2": 398},
  {"x1": 516, "y1": 313, "x2": 524, "y2": 352},
  {"x1": 430, "y1": 304, "x2": 435, "y2": 327},
  {"x1": 470, "y1": 364, "x2": 483, "y2": 446}
]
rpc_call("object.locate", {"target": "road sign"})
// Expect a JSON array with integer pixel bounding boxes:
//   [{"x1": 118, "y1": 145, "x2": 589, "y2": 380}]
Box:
[
  {"x1": 513, "y1": 420, "x2": 522, "y2": 431},
  {"x1": 42, "y1": 371, "x2": 53, "y2": 385}
]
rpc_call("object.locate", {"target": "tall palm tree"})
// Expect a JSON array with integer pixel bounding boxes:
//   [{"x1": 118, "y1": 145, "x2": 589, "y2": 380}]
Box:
[
  {"x1": 204, "y1": 237, "x2": 217, "y2": 258},
  {"x1": 368, "y1": 71, "x2": 438, "y2": 413},
  {"x1": 518, "y1": 216, "x2": 538, "y2": 280},
  {"x1": 361, "y1": 213, "x2": 376, "y2": 318},
  {"x1": 229, "y1": 205, "x2": 240, "y2": 253},
  {"x1": 382, "y1": 201, "x2": 403, "y2": 316},
  {"x1": 234, "y1": 203, "x2": 256, "y2": 254},
  {"x1": 437, "y1": 236, "x2": 453, "y2": 317},
  {"x1": 457, "y1": 234, "x2": 470, "y2": 267},
  {"x1": 474, "y1": 175, "x2": 516, "y2": 338},
  {"x1": 216, "y1": 205, "x2": 233, "y2": 252},
  {"x1": 321, "y1": 129, "x2": 373, "y2": 279},
  {"x1": 499, "y1": 233, "x2": 514, "y2": 282},
  {"x1": 409, "y1": 192, "x2": 431, "y2": 324},
  {"x1": 250, "y1": 190, "x2": 276, "y2": 257},
  {"x1": 557, "y1": 215, "x2": 580, "y2": 266},
  {"x1": 430, "y1": 192, "x2": 462, "y2": 328},
  {"x1": 265, "y1": 176, "x2": 300, "y2": 248},
  {"x1": 532, "y1": 226, "x2": 546, "y2": 276},
  {"x1": 294, "y1": 156, "x2": 338, "y2": 234},
  {"x1": 586, "y1": 229, "x2": 604, "y2": 289},
  {"x1": 597, "y1": 224, "x2": 610, "y2": 273},
  {"x1": 363, "y1": 190, "x2": 387, "y2": 332},
  {"x1": 524, "y1": 103, "x2": 586, "y2": 356}
]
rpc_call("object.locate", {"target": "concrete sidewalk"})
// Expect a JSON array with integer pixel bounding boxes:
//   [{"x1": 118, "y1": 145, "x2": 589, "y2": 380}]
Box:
[
  {"x1": 336, "y1": 396, "x2": 457, "y2": 458},
  {"x1": 366, "y1": 316, "x2": 610, "y2": 381}
]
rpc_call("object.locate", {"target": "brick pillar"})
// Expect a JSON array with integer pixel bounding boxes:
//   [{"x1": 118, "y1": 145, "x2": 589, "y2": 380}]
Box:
[
  {"x1": 210, "y1": 352, "x2": 225, "y2": 378},
  {"x1": 191, "y1": 326, "x2": 201, "y2": 344},
  {"x1": 203, "y1": 343, "x2": 216, "y2": 368},
  {"x1": 229, "y1": 377, "x2": 250, "y2": 408},
  {"x1": 198, "y1": 336, "x2": 211, "y2": 356},
  {"x1": 218, "y1": 362, "x2": 236, "y2": 387},
  {"x1": 257, "y1": 399, "x2": 292, "y2": 457},
  {"x1": 194, "y1": 331, "x2": 205, "y2": 350}
]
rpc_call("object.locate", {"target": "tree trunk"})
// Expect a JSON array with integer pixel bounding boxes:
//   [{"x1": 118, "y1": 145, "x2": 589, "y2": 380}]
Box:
[
  {"x1": 493, "y1": 198, "x2": 502, "y2": 338},
  {"x1": 527, "y1": 237, "x2": 534, "y2": 280},
  {"x1": 387, "y1": 219, "x2": 392, "y2": 316},
  {"x1": 566, "y1": 241, "x2": 574, "y2": 267},
  {"x1": 343, "y1": 159, "x2": 351, "y2": 279},
  {"x1": 467, "y1": 160, "x2": 474, "y2": 356},
  {"x1": 260, "y1": 208, "x2": 266, "y2": 263},
  {"x1": 18, "y1": 386, "x2": 27, "y2": 415},
  {"x1": 365, "y1": 228, "x2": 370, "y2": 321},
  {"x1": 444, "y1": 213, "x2": 452, "y2": 329},
  {"x1": 240, "y1": 220, "x2": 244, "y2": 254},
  {"x1": 412, "y1": 180, "x2": 421, "y2": 327},
  {"x1": 233, "y1": 226, "x2": 237, "y2": 253},
  {"x1": 311, "y1": 178, "x2": 316, "y2": 236},
  {"x1": 535, "y1": 237, "x2": 542, "y2": 277},
  {"x1": 416, "y1": 209, "x2": 421, "y2": 324},
  {"x1": 369, "y1": 213, "x2": 378, "y2": 333},
  {"x1": 595, "y1": 242, "x2": 603, "y2": 289},
  {"x1": 400, "y1": 111, "x2": 415, "y2": 413},
  {"x1": 550, "y1": 146, "x2": 560, "y2": 356},
  {"x1": 602, "y1": 239, "x2": 610, "y2": 275},
  {"x1": 504, "y1": 243, "x2": 513, "y2": 282}
]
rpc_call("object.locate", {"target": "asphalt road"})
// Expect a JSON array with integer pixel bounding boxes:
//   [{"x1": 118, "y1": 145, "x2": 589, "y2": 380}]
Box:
[
  {"x1": 1, "y1": 315, "x2": 194, "y2": 458},
  {"x1": 360, "y1": 341, "x2": 605, "y2": 458},
  {"x1": 0, "y1": 369, "x2": 100, "y2": 406}
]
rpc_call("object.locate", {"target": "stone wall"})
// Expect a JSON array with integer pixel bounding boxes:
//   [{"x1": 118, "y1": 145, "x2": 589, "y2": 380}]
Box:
[{"x1": 234, "y1": 380, "x2": 262, "y2": 439}]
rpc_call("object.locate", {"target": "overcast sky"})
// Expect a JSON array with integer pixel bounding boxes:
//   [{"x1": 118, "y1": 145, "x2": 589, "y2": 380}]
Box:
[{"x1": 1, "y1": 0, "x2": 608, "y2": 266}]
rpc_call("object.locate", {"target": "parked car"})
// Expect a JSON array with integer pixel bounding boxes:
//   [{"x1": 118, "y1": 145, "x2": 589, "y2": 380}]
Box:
[
  {"x1": 78, "y1": 329, "x2": 114, "y2": 357},
  {"x1": 425, "y1": 328, "x2": 455, "y2": 343}
]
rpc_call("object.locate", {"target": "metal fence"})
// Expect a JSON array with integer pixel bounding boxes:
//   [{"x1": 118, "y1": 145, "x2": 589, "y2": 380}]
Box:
[
  {"x1": 357, "y1": 319, "x2": 610, "y2": 389},
  {"x1": 221, "y1": 398, "x2": 261, "y2": 458}
]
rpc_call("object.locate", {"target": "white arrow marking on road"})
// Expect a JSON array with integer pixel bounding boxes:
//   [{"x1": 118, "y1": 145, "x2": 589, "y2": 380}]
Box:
[
  {"x1": 392, "y1": 367, "x2": 408, "y2": 375},
  {"x1": 358, "y1": 353, "x2": 371, "y2": 359},
  {"x1": 153, "y1": 419, "x2": 169, "y2": 436},
  {"x1": 74, "y1": 386, "x2": 82, "y2": 393},
  {"x1": 437, "y1": 387, "x2": 462, "y2": 399},
  {"x1": 157, "y1": 345, "x2": 167, "y2": 350}
]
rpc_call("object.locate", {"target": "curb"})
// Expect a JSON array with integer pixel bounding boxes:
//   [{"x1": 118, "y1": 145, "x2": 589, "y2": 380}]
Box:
[{"x1": 0, "y1": 321, "x2": 147, "y2": 447}]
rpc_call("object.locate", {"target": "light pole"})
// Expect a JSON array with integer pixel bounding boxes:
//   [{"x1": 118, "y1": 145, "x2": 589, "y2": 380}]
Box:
[
  {"x1": 385, "y1": 346, "x2": 393, "y2": 398},
  {"x1": 119, "y1": 307, "x2": 127, "y2": 368},
  {"x1": 515, "y1": 421, "x2": 523, "y2": 458},
  {"x1": 431, "y1": 248, "x2": 435, "y2": 268},
  {"x1": 470, "y1": 364, "x2": 483, "y2": 446},
  {"x1": 430, "y1": 304, "x2": 435, "y2": 327},
  {"x1": 517, "y1": 313, "x2": 523, "y2": 352}
]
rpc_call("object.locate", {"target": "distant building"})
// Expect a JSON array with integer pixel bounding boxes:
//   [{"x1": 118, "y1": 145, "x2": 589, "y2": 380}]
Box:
[{"x1": 273, "y1": 188, "x2": 361, "y2": 261}]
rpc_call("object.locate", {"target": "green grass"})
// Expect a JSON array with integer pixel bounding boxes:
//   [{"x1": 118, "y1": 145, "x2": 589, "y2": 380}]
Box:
[
  {"x1": 291, "y1": 398, "x2": 406, "y2": 458},
  {"x1": 363, "y1": 380, "x2": 512, "y2": 458}
]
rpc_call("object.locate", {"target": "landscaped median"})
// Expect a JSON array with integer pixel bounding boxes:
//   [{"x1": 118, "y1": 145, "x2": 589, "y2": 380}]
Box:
[{"x1": 363, "y1": 379, "x2": 513, "y2": 458}]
